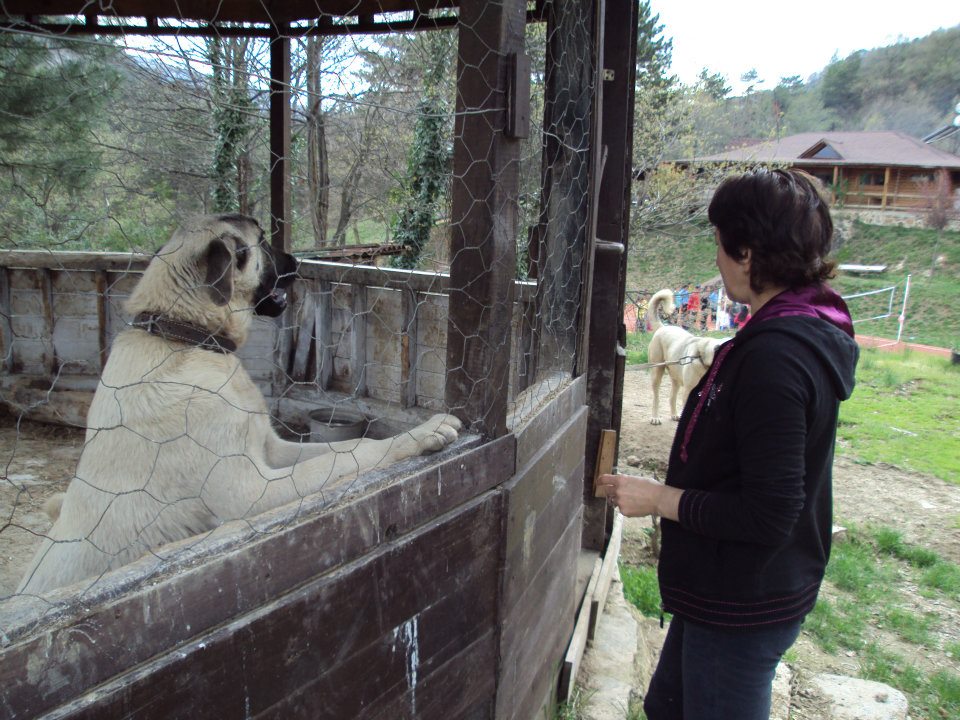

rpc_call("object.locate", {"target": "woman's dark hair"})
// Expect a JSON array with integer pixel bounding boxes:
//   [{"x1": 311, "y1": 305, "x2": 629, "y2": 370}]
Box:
[{"x1": 707, "y1": 168, "x2": 836, "y2": 293}]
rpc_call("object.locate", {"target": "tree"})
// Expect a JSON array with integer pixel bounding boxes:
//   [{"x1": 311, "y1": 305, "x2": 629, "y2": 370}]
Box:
[
  {"x1": 695, "y1": 68, "x2": 730, "y2": 101},
  {"x1": 0, "y1": 33, "x2": 120, "y2": 247},
  {"x1": 391, "y1": 31, "x2": 454, "y2": 269},
  {"x1": 207, "y1": 36, "x2": 258, "y2": 214},
  {"x1": 304, "y1": 33, "x2": 330, "y2": 247},
  {"x1": 635, "y1": 0, "x2": 675, "y2": 109},
  {"x1": 821, "y1": 52, "x2": 863, "y2": 115}
]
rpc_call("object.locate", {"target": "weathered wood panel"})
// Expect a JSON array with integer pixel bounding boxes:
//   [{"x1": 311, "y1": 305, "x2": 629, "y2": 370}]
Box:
[
  {"x1": 0, "y1": 435, "x2": 511, "y2": 719},
  {"x1": 495, "y1": 378, "x2": 587, "y2": 719},
  {"x1": 496, "y1": 510, "x2": 581, "y2": 720},
  {"x1": 44, "y1": 493, "x2": 502, "y2": 720}
]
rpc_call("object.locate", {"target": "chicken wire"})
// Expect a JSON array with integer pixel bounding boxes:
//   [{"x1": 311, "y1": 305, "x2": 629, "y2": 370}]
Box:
[{"x1": 0, "y1": 2, "x2": 594, "y2": 606}]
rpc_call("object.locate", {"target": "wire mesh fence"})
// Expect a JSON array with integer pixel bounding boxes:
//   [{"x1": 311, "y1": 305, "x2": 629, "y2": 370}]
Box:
[{"x1": 0, "y1": 4, "x2": 593, "y2": 617}]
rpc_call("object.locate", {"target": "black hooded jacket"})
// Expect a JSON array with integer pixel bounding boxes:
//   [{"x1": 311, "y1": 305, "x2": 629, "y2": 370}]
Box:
[{"x1": 658, "y1": 314, "x2": 859, "y2": 628}]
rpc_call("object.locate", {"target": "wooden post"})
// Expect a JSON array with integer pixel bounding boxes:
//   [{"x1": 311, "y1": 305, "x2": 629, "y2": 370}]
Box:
[
  {"x1": 445, "y1": 0, "x2": 526, "y2": 439},
  {"x1": 95, "y1": 270, "x2": 110, "y2": 371},
  {"x1": 269, "y1": 24, "x2": 291, "y2": 252},
  {"x1": 882, "y1": 166, "x2": 891, "y2": 209},
  {"x1": 350, "y1": 285, "x2": 368, "y2": 397},
  {"x1": 582, "y1": 0, "x2": 638, "y2": 551},
  {"x1": 40, "y1": 268, "x2": 57, "y2": 377},
  {"x1": 400, "y1": 288, "x2": 419, "y2": 408},
  {"x1": 0, "y1": 267, "x2": 13, "y2": 373}
]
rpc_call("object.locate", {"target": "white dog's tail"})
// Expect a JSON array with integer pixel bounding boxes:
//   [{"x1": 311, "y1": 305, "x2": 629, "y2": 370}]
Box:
[{"x1": 646, "y1": 289, "x2": 676, "y2": 332}]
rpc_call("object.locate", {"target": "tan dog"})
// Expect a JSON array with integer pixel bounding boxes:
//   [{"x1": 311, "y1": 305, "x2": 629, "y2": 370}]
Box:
[
  {"x1": 17, "y1": 214, "x2": 461, "y2": 595},
  {"x1": 646, "y1": 288, "x2": 725, "y2": 425}
]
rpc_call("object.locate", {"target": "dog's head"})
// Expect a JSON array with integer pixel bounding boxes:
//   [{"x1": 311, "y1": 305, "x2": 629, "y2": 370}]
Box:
[
  {"x1": 129, "y1": 215, "x2": 299, "y2": 343},
  {"x1": 199, "y1": 214, "x2": 297, "y2": 318}
]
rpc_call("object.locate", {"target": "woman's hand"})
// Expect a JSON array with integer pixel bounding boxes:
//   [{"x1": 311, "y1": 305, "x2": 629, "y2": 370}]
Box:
[{"x1": 598, "y1": 473, "x2": 682, "y2": 521}]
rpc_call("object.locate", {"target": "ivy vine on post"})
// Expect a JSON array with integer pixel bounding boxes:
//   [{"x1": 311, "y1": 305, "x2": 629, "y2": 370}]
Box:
[{"x1": 391, "y1": 32, "x2": 453, "y2": 270}]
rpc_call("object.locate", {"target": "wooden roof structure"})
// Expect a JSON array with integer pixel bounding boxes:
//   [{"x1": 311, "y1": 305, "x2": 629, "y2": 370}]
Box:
[
  {"x1": 697, "y1": 131, "x2": 960, "y2": 170},
  {"x1": 0, "y1": 1, "x2": 462, "y2": 31}
]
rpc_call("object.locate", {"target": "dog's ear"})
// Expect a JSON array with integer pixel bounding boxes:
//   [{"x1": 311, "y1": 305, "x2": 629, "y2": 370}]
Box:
[{"x1": 204, "y1": 236, "x2": 234, "y2": 306}]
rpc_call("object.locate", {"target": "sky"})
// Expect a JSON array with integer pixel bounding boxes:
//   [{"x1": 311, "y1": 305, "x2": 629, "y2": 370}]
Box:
[{"x1": 648, "y1": 0, "x2": 960, "y2": 95}]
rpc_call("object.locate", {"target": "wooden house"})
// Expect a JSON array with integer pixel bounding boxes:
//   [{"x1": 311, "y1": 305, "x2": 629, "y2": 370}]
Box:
[{"x1": 697, "y1": 131, "x2": 960, "y2": 211}]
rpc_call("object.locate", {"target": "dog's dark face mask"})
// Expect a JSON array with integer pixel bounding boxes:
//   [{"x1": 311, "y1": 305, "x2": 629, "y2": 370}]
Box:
[{"x1": 253, "y1": 239, "x2": 297, "y2": 317}]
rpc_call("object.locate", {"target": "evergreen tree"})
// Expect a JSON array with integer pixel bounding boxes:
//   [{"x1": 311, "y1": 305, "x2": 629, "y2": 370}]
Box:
[{"x1": 0, "y1": 34, "x2": 118, "y2": 190}]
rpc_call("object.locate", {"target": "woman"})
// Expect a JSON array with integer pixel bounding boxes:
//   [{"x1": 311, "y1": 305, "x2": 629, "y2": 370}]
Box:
[{"x1": 600, "y1": 169, "x2": 859, "y2": 720}]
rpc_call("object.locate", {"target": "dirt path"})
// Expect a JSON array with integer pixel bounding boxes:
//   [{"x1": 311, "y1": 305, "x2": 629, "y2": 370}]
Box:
[{"x1": 618, "y1": 367, "x2": 960, "y2": 563}]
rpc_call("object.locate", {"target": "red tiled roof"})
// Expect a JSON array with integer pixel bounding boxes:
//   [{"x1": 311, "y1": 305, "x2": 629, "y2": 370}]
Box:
[{"x1": 696, "y1": 131, "x2": 960, "y2": 169}]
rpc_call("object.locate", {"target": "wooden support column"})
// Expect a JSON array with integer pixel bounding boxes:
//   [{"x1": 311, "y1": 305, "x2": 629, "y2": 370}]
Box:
[
  {"x1": 882, "y1": 166, "x2": 891, "y2": 209},
  {"x1": 269, "y1": 25, "x2": 292, "y2": 252},
  {"x1": 40, "y1": 268, "x2": 57, "y2": 377},
  {"x1": 0, "y1": 267, "x2": 13, "y2": 373},
  {"x1": 581, "y1": 0, "x2": 638, "y2": 551},
  {"x1": 350, "y1": 285, "x2": 368, "y2": 397},
  {"x1": 445, "y1": 0, "x2": 526, "y2": 439},
  {"x1": 400, "y1": 289, "x2": 419, "y2": 408},
  {"x1": 95, "y1": 270, "x2": 110, "y2": 371}
]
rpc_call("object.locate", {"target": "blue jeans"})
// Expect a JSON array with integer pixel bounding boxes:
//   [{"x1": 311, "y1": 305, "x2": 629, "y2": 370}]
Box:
[{"x1": 643, "y1": 615, "x2": 802, "y2": 720}]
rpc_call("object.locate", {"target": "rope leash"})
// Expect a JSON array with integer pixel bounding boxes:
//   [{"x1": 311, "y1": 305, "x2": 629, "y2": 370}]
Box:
[{"x1": 626, "y1": 354, "x2": 704, "y2": 371}]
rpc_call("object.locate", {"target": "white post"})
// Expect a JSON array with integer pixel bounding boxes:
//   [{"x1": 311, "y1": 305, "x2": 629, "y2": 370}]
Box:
[{"x1": 895, "y1": 274, "x2": 912, "y2": 344}]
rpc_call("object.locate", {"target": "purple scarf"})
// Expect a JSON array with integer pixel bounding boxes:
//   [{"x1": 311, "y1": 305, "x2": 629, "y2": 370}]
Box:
[
  {"x1": 679, "y1": 284, "x2": 853, "y2": 462},
  {"x1": 746, "y1": 284, "x2": 854, "y2": 337}
]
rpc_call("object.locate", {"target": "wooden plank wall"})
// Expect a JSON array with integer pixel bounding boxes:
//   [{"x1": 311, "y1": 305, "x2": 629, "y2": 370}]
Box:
[
  {"x1": 496, "y1": 376, "x2": 587, "y2": 718},
  {"x1": 0, "y1": 377, "x2": 587, "y2": 720},
  {"x1": 0, "y1": 255, "x2": 536, "y2": 421},
  {"x1": 0, "y1": 436, "x2": 511, "y2": 719}
]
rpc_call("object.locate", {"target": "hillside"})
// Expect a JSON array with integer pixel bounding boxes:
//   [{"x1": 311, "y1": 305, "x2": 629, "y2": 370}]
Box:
[
  {"x1": 626, "y1": 218, "x2": 960, "y2": 349},
  {"x1": 685, "y1": 25, "x2": 960, "y2": 156}
]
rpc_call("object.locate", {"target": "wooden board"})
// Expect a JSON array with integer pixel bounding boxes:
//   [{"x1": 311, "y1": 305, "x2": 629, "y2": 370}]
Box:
[
  {"x1": 592, "y1": 428, "x2": 617, "y2": 497},
  {"x1": 558, "y1": 555, "x2": 603, "y2": 702},
  {"x1": 589, "y1": 510, "x2": 623, "y2": 641},
  {"x1": 0, "y1": 435, "x2": 512, "y2": 718}
]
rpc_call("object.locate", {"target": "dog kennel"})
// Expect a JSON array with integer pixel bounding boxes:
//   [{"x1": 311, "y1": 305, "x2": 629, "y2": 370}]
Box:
[{"x1": 0, "y1": 1, "x2": 639, "y2": 717}]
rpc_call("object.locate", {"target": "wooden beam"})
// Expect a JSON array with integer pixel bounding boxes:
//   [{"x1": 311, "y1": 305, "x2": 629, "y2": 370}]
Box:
[
  {"x1": 0, "y1": 267, "x2": 13, "y2": 373},
  {"x1": 350, "y1": 284, "x2": 368, "y2": 397},
  {"x1": 582, "y1": 0, "x2": 637, "y2": 551},
  {"x1": 40, "y1": 268, "x2": 57, "y2": 377},
  {"x1": 315, "y1": 281, "x2": 334, "y2": 390},
  {"x1": 558, "y1": 556, "x2": 602, "y2": 702},
  {"x1": 592, "y1": 428, "x2": 617, "y2": 497},
  {"x1": 269, "y1": 26, "x2": 292, "y2": 252},
  {"x1": 882, "y1": 166, "x2": 891, "y2": 209},
  {"x1": 445, "y1": 0, "x2": 526, "y2": 439},
  {"x1": 95, "y1": 270, "x2": 110, "y2": 371},
  {"x1": 400, "y1": 288, "x2": 419, "y2": 408}
]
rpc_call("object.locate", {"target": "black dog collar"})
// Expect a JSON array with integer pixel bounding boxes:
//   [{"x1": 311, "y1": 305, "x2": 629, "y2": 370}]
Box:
[{"x1": 132, "y1": 313, "x2": 237, "y2": 354}]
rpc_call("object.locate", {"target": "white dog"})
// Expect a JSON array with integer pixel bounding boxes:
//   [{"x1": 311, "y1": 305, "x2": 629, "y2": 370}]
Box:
[
  {"x1": 646, "y1": 288, "x2": 725, "y2": 425},
  {"x1": 17, "y1": 214, "x2": 461, "y2": 594}
]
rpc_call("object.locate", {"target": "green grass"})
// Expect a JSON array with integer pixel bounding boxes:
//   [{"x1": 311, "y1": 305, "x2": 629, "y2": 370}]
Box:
[
  {"x1": 806, "y1": 522, "x2": 960, "y2": 719},
  {"x1": 837, "y1": 349, "x2": 960, "y2": 484},
  {"x1": 618, "y1": 516, "x2": 960, "y2": 719},
  {"x1": 619, "y1": 563, "x2": 663, "y2": 618}
]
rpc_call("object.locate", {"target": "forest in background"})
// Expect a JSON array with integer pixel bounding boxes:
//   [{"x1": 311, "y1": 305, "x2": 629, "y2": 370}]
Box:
[{"x1": 1, "y1": 5, "x2": 958, "y2": 260}]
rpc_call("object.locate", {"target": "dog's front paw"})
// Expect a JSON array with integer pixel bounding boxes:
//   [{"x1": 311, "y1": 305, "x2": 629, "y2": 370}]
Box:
[
  {"x1": 671, "y1": 414, "x2": 681, "y2": 422},
  {"x1": 409, "y1": 413, "x2": 462, "y2": 454},
  {"x1": 650, "y1": 417, "x2": 662, "y2": 426}
]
